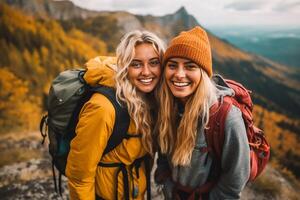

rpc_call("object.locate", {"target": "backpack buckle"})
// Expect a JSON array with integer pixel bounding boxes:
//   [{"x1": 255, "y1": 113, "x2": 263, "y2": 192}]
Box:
[{"x1": 78, "y1": 70, "x2": 86, "y2": 84}]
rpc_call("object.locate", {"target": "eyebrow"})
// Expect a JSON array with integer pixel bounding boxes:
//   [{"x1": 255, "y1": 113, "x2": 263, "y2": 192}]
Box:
[{"x1": 149, "y1": 57, "x2": 160, "y2": 61}]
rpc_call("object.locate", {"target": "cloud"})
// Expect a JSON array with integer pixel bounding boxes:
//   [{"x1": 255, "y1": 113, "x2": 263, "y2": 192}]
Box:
[
  {"x1": 224, "y1": 0, "x2": 266, "y2": 11},
  {"x1": 224, "y1": 0, "x2": 300, "y2": 13},
  {"x1": 71, "y1": 0, "x2": 187, "y2": 15},
  {"x1": 273, "y1": 1, "x2": 300, "y2": 12},
  {"x1": 110, "y1": 0, "x2": 160, "y2": 10}
]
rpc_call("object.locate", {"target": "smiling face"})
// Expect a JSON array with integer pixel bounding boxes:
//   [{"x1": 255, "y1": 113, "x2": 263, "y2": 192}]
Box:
[
  {"x1": 165, "y1": 57, "x2": 201, "y2": 104},
  {"x1": 127, "y1": 43, "x2": 161, "y2": 93}
]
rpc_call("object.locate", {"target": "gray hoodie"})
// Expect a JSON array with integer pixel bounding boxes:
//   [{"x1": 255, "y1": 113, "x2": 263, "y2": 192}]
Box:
[{"x1": 156, "y1": 76, "x2": 250, "y2": 200}]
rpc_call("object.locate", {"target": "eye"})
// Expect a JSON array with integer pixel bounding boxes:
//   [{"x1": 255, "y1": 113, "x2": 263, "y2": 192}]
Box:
[
  {"x1": 185, "y1": 64, "x2": 198, "y2": 70},
  {"x1": 167, "y1": 63, "x2": 177, "y2": 69},
  {"x1": 149, "y1": 59, "x2": 160, "y2": 67},
  {"x1": 130, "y1": 61, "x2": 142, "y2": 68}
]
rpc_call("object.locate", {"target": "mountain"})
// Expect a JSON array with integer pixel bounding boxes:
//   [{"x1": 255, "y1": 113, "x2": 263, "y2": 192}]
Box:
[
  {"x1": 210, "y1": 26, "x2": 300, "y2": 68},
  {"x1": 57, "y1": 6, "x2": 200, "y2": 52},
  {"x1": 136, "y1": 6, "x2": 200, "y2": 41},
  {"x1": 0, "y1": 0, "x2": 99, "y2": 19},
  {"x1": 231, "y1": 37, "x2": 300, "y2": 68},
  {"x1": 57, "y1": 5, "x2": 300, "y2": 117}
]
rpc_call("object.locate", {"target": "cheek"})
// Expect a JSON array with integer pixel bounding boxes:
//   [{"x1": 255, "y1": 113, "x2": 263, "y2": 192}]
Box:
[
  {"x1": 127, "y1": 68, "x2": 137, "y2": 80},
  {"x1": 164, "y1": 70, "x2": 173, "y2": 88},
  {"x1": 164, "y1": 68, "x2": 172, "y2": 80},
  {"x1": 152, "y1": 66, "x2": 161, "y2": 77},
  {"x1": 191, "y1": 73, "x2": 201, "y2": 87}
]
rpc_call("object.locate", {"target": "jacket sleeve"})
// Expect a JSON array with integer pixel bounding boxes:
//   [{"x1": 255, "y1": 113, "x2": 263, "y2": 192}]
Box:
[
  {"x1": 65, "y1": 93, "x2": 115, "y2": 200},
  {"x1": 209, "y1": 105, "x2": 250, "y2": 200}
]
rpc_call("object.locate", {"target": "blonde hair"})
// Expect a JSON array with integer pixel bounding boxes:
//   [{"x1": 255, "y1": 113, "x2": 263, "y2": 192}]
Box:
[
  {"x1": 115, "y1": 30, "x2": 165, "y2": 156},
  {"x1": 158, "y1": 68, "x2": 217, "y2": 166}
]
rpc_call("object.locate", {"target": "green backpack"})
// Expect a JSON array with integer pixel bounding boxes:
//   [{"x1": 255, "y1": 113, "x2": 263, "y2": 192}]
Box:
[{"x1": 40, "y1": 69, "x2": 131, "y2": 194}]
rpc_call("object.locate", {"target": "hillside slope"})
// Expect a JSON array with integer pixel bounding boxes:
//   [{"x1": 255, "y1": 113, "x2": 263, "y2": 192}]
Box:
[
  {"x1": 0, "y1": 3, "x2": 107, "y2": 131},
  {"x1": 57, "y1": 5, "x2": 300, "y2": 116}
]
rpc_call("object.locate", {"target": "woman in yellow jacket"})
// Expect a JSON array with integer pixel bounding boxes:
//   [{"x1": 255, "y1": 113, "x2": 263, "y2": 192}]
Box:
[{"x1": 65, "y1": 31, "x2": 165, "y2": 200}]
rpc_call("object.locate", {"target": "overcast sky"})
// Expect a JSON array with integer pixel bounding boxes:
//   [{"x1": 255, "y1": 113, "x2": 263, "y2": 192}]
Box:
[{"x1": 68, "y1": 0, "x2": 300, "y2": 28}]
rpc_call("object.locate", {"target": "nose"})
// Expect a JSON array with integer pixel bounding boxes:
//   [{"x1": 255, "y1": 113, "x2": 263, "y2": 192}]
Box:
[
  {"x1": 174, "y1": 66, "x2": 185, "y2": 79},
  {"x1": 141, "y1": 63, "x2": 151, "y2": 76}
]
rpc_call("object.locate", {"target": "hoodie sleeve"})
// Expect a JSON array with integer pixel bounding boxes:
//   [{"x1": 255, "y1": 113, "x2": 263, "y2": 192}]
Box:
[
  {"x1": 209, "y1": 105, "x2": 250, "y2": 200},
  {"x1": 65, "y1": 93, "x2": 115, "y2": 200}
]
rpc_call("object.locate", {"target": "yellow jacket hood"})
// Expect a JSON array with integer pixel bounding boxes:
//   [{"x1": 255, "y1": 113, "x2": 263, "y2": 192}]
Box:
[{"x1": 83, "y1": 56, "x2": 117, "y2": 88}]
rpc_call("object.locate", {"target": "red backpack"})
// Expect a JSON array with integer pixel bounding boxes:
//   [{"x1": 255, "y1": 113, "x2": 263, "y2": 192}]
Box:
[{"x1": 206, "y1": 75, "x2": 270, "y2": 181}]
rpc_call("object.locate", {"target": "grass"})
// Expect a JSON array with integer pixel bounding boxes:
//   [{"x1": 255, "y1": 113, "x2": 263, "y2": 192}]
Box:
[
  {"x1": 251, "y1": 173, "x2": 281, "y2": 198},
  {"x1": 0, "y1": 148, "x2": 43, "y2": 168}
]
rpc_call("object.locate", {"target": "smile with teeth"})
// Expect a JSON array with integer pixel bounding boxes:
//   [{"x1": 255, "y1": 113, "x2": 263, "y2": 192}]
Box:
[
  {"x1": 139, "y1": 78, "x2": 154, "y2": 84},
  {"x1": 172, "y1": 81, "x2": 190, "y2": 87}
]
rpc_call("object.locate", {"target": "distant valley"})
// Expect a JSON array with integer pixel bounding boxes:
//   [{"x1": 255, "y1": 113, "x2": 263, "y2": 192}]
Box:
[{"x1": 210, "y1": 26, "x2": 300, "y2": 69}]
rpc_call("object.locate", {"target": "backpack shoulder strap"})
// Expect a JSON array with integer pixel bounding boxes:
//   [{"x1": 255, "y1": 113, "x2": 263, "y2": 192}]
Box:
[
  {"x1": 90, "y1": 86, "x2": 131, "y2": 156},
  {"x1": 205, "y1": 97, "x2": 233, "y2": 162}
]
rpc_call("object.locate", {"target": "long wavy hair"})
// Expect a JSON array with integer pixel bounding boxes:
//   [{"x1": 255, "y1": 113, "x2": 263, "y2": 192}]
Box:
[
  {"x1": 115, "y1": 30, "x2": 165, "y2": 156},
  {"x1": 157, "y1": 67, "x2": 217, "y2": 166}
]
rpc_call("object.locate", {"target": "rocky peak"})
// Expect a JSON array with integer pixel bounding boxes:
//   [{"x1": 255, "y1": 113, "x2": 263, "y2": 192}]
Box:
[
  {"x1": 159, "y1": 5, "x2": 199, "y2": 34},
  {"x1": 175, "y1": 6, "x2": 188, "y2": 16}
]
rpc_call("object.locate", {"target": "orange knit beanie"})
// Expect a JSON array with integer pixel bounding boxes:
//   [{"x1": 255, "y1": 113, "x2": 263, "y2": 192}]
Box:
[{"x1": 164, "y1": 26, "x2": 212, "y2": 77}]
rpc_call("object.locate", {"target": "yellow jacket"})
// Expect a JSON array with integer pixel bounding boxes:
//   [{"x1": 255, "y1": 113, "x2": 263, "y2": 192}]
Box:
[{"x1": 66, "y1": 56, "x2": 149, "y2": 200}]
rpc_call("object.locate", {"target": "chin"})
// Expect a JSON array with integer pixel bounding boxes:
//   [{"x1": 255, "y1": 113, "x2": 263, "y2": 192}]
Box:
[
  {"x1": 175, "y1": 95, "x2": 188, "y2": 99},
  {"x1": 172, "y1": 92, "x2": 189, "y2": 99},
  {"x1": 138, "y1": 86, "x2": 155, "y2": 93}
]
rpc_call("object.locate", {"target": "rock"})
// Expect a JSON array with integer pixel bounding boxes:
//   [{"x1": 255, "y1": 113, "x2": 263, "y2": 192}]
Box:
[{"x1": 0, "y1": 131, "x2": 299, "y2": 199}]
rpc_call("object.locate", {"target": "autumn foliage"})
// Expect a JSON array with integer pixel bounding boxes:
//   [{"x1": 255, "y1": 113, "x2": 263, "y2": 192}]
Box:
[
  {"x1": 0, "y1": 68, "x2": 40, "y2": 132},
  {"x1": 253, "y1": 105, "x2": 300, "y2": 181},
  {"x1": 0, "y1": 3, "x2": 108, "y2": 132}
]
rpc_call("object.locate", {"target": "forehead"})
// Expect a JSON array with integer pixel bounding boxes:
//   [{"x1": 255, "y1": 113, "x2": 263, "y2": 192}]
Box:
[
  {"x1": 168, "y1": 57, "x2": 193, "y2": 63},
  {"x1": 133, "y1": 43, "x2": 159, "y2": 59}
]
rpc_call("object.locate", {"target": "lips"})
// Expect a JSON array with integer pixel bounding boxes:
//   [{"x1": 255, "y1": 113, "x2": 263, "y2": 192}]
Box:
[
  {"x1": 139, "y1": 77, "x2": 154, "y2": 85},
  {"x1": 172, "y1": 81, "x2": 190, "y2": 87}
]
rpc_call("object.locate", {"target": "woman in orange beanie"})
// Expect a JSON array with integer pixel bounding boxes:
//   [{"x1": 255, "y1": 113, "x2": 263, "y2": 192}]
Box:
[{"x1": 155, "y1": 26, "x2": 250, "y2": 199}]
